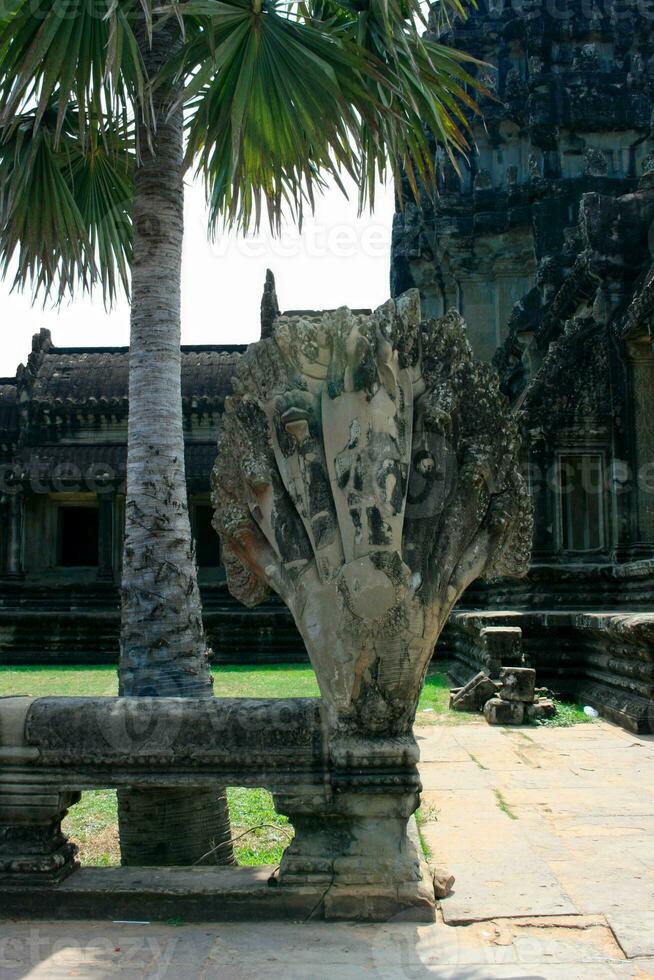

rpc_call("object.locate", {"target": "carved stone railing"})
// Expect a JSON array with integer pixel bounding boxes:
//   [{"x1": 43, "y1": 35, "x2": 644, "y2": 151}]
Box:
[{"x1": 0, "y1": 695, "x2": 431, "y2": 918}]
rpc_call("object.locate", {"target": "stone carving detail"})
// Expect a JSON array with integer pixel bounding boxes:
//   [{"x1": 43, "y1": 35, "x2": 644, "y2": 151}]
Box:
[
  {"x1": 212, "y1": 292, "x2": 532, "y2": 738},
  {"x1": 584, "y1": 148, "x2": 609, "y2": 177}
]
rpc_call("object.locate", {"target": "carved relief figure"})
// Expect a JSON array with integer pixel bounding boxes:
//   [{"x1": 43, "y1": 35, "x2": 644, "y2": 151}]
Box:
[{"x1": 212, "y1": 290, "x2": 532, "y2": 738}]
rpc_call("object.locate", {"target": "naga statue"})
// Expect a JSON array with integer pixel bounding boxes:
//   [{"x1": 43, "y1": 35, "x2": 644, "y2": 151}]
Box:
[
  {"x1": 212, "y1": 288, "x2": 531, "y2": 738},
  {"x1": 212, "y1": 286, "x2": 531, "y2": 914}
]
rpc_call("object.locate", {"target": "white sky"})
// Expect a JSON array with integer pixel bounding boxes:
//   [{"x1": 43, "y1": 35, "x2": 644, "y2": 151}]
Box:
[{"x1": 0, "y1": 176, "x2": 396, "y2": 377}]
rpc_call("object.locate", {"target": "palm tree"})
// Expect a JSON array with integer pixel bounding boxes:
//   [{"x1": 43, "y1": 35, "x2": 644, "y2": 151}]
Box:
[{"x1": 0, "y1": 0, "x2": 481, "y2": 865}]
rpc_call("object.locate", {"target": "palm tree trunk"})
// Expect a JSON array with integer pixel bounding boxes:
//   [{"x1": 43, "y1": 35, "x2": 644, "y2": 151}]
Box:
[{"x1": 117, "y1": 17, "x2": 234, "y2": 867}]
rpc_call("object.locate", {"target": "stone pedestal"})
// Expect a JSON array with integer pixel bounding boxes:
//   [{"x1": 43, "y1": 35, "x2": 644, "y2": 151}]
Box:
[
  {"x1": 274, "y1": 735, "x2": 435, "y2": 920},
  {"x1": 0, "y1": 697, "x2": 79, "y2": 885},
  {"x1": 0, "y1": 782, "x2": 80, "y2": 885}
]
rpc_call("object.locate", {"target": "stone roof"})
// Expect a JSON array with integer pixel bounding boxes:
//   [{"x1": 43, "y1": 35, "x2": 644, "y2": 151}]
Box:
[
  {"x1": 0, "y1": 332, "x2": 247, "y2": 476},
  {"x1": 18, "y1": 331, "x2": 246, "y2": 409}
]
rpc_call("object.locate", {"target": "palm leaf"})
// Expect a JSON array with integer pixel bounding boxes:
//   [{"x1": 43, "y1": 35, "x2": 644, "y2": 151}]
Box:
[
  {"x1": 170, "y1": 0, "x2": 376, "y2": 231},
  {"x1": 0, "y1": 0, "x2": 150, "y2": 142},
  {"x1": 169, "y1": 0, "x2": 482, "y2": 233},
  {"x1": 0, "y1": 106, "x2": 133, "y2": 302}
]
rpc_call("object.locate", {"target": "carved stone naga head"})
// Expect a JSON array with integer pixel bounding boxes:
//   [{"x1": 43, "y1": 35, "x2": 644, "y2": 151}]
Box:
[{"x1": 212, "y1": 289, "x2": 532, "y2": 738}]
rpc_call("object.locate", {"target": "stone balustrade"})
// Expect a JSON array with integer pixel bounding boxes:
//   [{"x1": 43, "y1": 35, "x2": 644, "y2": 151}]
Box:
[{"x1": 0, "y1": 695, "x2": 431, "y2": 919}]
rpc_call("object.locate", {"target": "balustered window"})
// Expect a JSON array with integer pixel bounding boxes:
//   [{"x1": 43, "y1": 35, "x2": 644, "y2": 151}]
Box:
[{"x1": 557, "y1": 453, "x2": 605, "y2": 553}]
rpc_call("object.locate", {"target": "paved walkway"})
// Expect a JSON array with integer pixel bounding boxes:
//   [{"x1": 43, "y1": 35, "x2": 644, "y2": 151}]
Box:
[{"x1": 1, "y1": 719, "x2": 653, "y2": 978}]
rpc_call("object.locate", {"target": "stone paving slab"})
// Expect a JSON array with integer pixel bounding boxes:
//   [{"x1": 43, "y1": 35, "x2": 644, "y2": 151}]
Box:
[
  {"x1": 0, "y1": 917, "x2": 652, "y2": 979},
  {"x1": 419, "y1": 720, "x2": 654, "y2": 963},
  {"x1": 607, "y1": 910, "x2": 654, "y2": 959}
]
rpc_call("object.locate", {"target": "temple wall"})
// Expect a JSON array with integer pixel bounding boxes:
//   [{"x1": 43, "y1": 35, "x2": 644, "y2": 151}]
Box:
[
  {"x1": 629, "y1": 337, "x2": 654, "y2": 544},
  {"x1": 389, "y1": 0, "x2": 654, "y2": 730}
]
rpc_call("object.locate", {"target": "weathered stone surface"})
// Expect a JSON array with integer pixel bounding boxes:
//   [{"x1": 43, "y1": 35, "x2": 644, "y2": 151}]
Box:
[
  {"x1": 390, "y1": 0, "x2": 654, "y2": 734},
  {"x1": 526, "y1": 698, "x2": 557, "y2": 722},
  {"x1": 499, "y1": 667, "x2": 536, "y2": 704},
  {"x1": 432, "y1": 868, "x2": 455, "y2": 899},
  {"x1": 0, "y1": 697, "x2": 80, "y2": 884},
  {"x1": 480, "y1": 626, "x2": 523, "y2": 679},
  {"x1": 443, "y1": 611, "x2": 654, "y2": 734},
  {"x1": 2, "y1": 914, "x2": 650, "y2": 976},
  {"x1": 421, "y1": 719, "x2": 654, "y2": 935},
  {"x1": 2, "y1": 695, "x2": 325, "y2": 783},
  {"x1": 210, "y1": 291, "x2": 531, "y2": 902},
  {"x1": 0, "y1": 695, "x2": 434, "y2": 917},
  {"x1": 450, "y1": 671, "x2": 498, "y2": 712},
  {"x1": 212, "y1": 291, "x2": 531, "y2": 739},
  {"x1": 483, "y1": 698, "x2": 525, "y2": 726}
]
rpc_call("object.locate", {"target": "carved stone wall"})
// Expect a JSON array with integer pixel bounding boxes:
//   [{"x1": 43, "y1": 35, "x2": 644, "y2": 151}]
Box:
[
  {"x1": 392, "y1": 0, "x2": 654, "y2": 362},
  {"x1": 391, "y1": 1, "x2": 654, "y2": 730}
]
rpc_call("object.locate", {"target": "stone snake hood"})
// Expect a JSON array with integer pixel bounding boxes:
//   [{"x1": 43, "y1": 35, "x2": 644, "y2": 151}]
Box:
[{"x1": 212, "y1": 290, "x2": 532, "y2": 736}]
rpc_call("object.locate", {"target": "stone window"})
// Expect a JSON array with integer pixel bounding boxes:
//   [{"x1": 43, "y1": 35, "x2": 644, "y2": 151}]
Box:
[
  {"x1": 58, "y1": 506, "x2": 100, "y2": 567},
  {"x1": 193, "y1": 504, "x2": 221, "y2": 568},
  {"x1": 558, "y1": 453, "x2": 605, "y2": 553}
]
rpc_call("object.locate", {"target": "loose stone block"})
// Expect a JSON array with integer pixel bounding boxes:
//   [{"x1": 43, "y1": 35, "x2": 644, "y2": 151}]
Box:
[
  {"x1": 432, "y1": 868, "x2": 456, "y2": 899},
  {"x1": 526, "y1": 698, "x2": 557, "y2": 722},
  {"x1": 450, "y1": 671, "x2": 498, "y2": 712},
  {"x1": 499, "y1": 667, "x2": 536, "y2": 704},
  {"x1": 480, "y1": 626, "x2": 523, "y2": 679},
  {"x1": 484, "y1": 697, "x2": 525, "y2": 726}
]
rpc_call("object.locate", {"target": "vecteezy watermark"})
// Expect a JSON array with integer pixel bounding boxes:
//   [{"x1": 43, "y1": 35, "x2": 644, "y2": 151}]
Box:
[
  {"x1": 0, "y1": 461, "x2": 118, "y2": 495},
  {"x1": 369, "y1": 907, "x2": 554, "y2": 978},
  {"x1": 0, "y1": 928, "x2": 180, "y2": 977},
  {"x1": 203, "y1": 221, "x2": 391, "y2": 263},
  {"x1": 3, "y1": 452, "x2": 654, "y2": 500}
]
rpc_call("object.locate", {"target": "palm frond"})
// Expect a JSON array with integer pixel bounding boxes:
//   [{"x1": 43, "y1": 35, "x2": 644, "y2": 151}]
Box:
[
  {"x1": 0, "y1": 0, "x2": 150, "y2": 142},
  {"x1": 0, "y1": 106, "x2": 133, "y2": 303},
  {"x1": 169, "y1": 0, "x2": 374, "y2": 231},
  {"x1": 169, "y1": 0, "x2": 482, "y2": 233}
]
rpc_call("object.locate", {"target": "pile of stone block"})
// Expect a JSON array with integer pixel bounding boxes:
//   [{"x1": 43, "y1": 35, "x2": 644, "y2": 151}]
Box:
[{"x1": 450, "y1": 667, "x2": 557, "y2": 725}]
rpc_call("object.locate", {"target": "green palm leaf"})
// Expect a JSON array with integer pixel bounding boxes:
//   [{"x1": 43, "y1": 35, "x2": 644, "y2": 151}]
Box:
[
  {"x1": 0, "y1": 0, "x2": 150, "y2": 141},
  {"x1": 0, "y1": 106, "x2": 133, "y2": 302},
  {"x1": 169, "y1": 0, "x2": 482, "y2": 232}
]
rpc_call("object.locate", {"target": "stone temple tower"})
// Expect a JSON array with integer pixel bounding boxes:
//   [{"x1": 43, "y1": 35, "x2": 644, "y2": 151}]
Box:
[
  {"x1": 391, "y1": 0, "x2": 654, "y2": 732},
  {"x1": 391, "y1": 0, "x2": 654, "y2": 362}
]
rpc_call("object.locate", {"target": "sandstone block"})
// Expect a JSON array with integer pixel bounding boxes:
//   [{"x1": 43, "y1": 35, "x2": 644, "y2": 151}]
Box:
[
  {"x1": 499, "y1": 667, "x2": 536, "y2": 703},
  {"x1": 450, "y1": 672, "x2": 498, "y2": 712},
  {"x1": 484, "y1": 697, "x2": 525, "y2": 726},
  {"x1": 526, "y1": 698, "x2": 557, "y2": 722},
  {"x1": 480, "y1": 626, "x2": 523, "y2": 678},
  {"x1": 432, "y1": 868, "x2": 455, "y2": 899}
]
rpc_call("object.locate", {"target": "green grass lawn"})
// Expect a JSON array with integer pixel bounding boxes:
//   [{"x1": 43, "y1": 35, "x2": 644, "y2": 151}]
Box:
[
  {"x1": 0, "y1": 662, "x2": 473, "y2": 721},
  {"x1": 0, "y1": 663, "x2": 593, "y2": 867}
]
